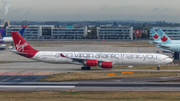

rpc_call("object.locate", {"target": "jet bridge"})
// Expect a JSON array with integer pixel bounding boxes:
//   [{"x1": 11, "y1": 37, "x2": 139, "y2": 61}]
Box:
[{"x1": 173, "y1": 52, "x2": 180, "y2": 59}]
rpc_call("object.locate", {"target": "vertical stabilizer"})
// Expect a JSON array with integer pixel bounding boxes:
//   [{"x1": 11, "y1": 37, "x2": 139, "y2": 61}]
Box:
[
  {"x1": 19, "y1": 28, "x2": 25, "y2": 36},
  {"x1": 11, "y1": 32, "x2": 36, "y2": 52},
  {"x1": 150, "y1": 29, "x2": 161, "y2": 42},
  {"x1": 157, "y1": 29, "x2": 174, "y2": 45},
  {"x1": 0, "y1": 28, "x2": 5, "y2": 39},
  {"x1": 11, "y1": 32, "x2": 38, "y2": 58}
]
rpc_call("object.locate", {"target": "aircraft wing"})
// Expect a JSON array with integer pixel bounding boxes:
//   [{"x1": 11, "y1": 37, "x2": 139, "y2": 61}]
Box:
[
  {"x1": 11, "y1": 50, "x2": 28, "y2": 55},
  {"x1": 60, "y1": 53, "x2": 112, "y2": 64},
  {"x1": 157, "y1": 45, "x2": 170, "y2": 49}
]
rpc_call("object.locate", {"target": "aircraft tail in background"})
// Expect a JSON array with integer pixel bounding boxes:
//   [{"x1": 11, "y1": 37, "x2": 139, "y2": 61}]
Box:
[
  {"x1": 150, "y1": 29, "x2": 161, "y2": 42},
  {"x1": 150, "y1": 29, "x2": 161, "y2": 44},
  {"x1": 0, "y1": 28, "x2": 5, "y2": 39},
  {"x1": 157, "y1": 29, "x2": 174, "y2": 45},
  {"x1": 0, "y1": 22, "x2": 9, "y2": 40},
  {"x1": 19, "y1": 28, "x2": 25, "y2": 36}
]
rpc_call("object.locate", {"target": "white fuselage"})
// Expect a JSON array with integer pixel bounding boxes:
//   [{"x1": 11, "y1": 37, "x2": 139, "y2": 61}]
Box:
[
  {"x1": 1, "y1": 37, "x2": 13, "y2": 44},
  {"x1": 31, "y1": 51, "x2": 172, "y2": 65}
]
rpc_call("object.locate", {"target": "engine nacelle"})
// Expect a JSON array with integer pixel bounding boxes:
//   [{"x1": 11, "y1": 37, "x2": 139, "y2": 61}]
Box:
[
  {"x1": 84, "y1": 60, "x2": 98, "y2": 66},
  {"x1": 99, "y1": 62, "x2": 113, "y2": 68}
]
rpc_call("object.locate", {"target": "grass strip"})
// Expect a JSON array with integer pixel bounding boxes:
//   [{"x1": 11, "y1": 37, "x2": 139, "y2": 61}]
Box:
[
  {"x1": 40, "y1": 71, "x2": 180, "y2": 81},
  {"x1": 0, "y1": 91, "x2": 180, "y2": 101}
]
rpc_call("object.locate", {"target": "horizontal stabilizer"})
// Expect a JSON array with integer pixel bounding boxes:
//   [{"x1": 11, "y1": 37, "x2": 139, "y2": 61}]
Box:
[
  {"x1": 150, "y1": 41, "x2": 160, "y2": 45},
  {"x1": 11, "y1": 50, "x2": 28, "y2": 55},
  {"x1": 157, "y1": 45, "x2": 170, "y2": 49}
]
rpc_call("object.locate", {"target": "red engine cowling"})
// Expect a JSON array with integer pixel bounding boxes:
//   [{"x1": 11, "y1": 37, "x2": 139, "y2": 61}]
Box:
[
  {"x1": 84, "y1": 60, "x2": 98, "y2": 66},
  {"x1": 99, "y1": 62, "x2": 113, "y2": 68}
]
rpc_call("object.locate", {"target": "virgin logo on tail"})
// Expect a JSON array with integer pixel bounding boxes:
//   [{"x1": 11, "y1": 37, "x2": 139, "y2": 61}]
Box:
[{"x1": 16, "y1": 40, "x2": 28, "y2": 51}]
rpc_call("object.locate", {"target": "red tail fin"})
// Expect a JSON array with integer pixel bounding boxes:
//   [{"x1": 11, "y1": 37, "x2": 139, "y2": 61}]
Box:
[
  {"x1": 11, "y1": 32, "x2": 36, "y2": 52},
  {"x1": 11, "y1": 32, "x2": 38, "y2": 58}
]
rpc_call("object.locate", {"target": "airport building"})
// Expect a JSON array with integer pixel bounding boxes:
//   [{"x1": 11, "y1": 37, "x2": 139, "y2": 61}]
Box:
[
  {"x1": 97, "y1": 25, "x2": 133, "y2": 40},
  {"x1": 0, "y1": 19, "x2": 10, "y2": 26},
  {"x1": 6, "y1": 25, "x2": 87, "y2": 39},
  {"x1": 6, "y1": 25, "x2": 54, "y2": 39},
  {"x1": 52, "y1": 26, "x2": 87, "y2": 39},
  {"x1": 151, "y1": 27, "x2": 180, "y2": 40}
]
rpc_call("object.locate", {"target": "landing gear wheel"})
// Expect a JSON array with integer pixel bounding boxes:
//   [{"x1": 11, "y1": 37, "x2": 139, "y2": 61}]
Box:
[
  {"x1": 157, "y1": 67, "x2": 160, "y2": 70},
  {"x1": 81, "y1": 67, "x2": 86, "y2": 70},
  {"x1": 81, "y1": 66, "x2": 91, "y2": 70},
  {"x1": 87, "y1": 66, "x2": 91, "y2": 70}
]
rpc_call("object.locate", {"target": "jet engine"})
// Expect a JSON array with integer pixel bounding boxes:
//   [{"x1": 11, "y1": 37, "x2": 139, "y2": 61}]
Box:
[
  {"x1": 99, "y1": 62, "x2": 113, "y2": 68},
  {"x1": 84, "y1": 60, "x2": 98, "y2": 66}
]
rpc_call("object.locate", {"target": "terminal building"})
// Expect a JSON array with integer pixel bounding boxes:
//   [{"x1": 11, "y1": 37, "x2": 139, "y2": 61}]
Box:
[
  {"x1": 52, "y1": 26, "x2": 87, "y2": 39},
  {"x1": 151, "y1": 27, "x2": 180, "y2": 40},
  {"x1": 97, "y1": 25, "x2": 133, "y2": 40},
  {"x1": 6, "y1": 25, "x2": 87, "y2": 39}
]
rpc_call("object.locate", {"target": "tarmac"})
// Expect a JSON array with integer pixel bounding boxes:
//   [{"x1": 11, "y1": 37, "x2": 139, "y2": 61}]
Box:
[
  {"x1": 0, "y1": 44, "x2": 179, "y2": 91},
  {"x1": 0, "y1": 77, "x2": 180, "y2": 91}
]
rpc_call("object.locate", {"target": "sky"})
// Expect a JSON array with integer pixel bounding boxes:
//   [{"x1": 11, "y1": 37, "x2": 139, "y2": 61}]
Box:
[{"x1": 0, "y1": 0, "x2": 180, "y2": 22}]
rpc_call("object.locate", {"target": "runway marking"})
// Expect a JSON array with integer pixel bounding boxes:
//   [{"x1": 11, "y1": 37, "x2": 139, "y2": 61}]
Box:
[
  {"x1": 67, "y1": 88, "x2": 73, "y2": 93},
  {"x1": 0, "y1": 71, "x2": 51, "y2": 76},
  {"x1": 0, "y1": 70, "x2": 26, "y2": 82},
  {"x1": 0, "y1": 86, "x2": 75, "y2": 88},
  {"x1": 121, "y1": 72, "x2": 134, "y2": 74}
]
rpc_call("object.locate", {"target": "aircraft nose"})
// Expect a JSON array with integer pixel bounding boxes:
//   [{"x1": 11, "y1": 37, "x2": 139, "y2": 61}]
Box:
[
  {"x1": 170, "y1": 58, "x2": 173, "y2": 63},
  {"x1": 167, "y1": 58, "x2": 173, "y2": 64}
]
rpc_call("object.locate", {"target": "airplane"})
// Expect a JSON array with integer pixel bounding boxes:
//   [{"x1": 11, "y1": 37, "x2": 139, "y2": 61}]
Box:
[
  {"x1": 150, "y1": 29, "x2": 172, "y2": 52},
  {"x1": 0, "y1": 28, "x2": 25, "y2": 44},
  {"x1": 150, "y1": 29, "x2": 180, "y2": 44},
  {"x1": 10, "y1": 31, "x2": 173, "y2": 70},
  {"x1": 157, "y1": 29, "x2": 180, "y2": 52}
]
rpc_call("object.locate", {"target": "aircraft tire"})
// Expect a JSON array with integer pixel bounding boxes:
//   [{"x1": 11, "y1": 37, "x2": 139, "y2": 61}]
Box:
[
  {"x1": 81, "y1": 67, "x2": 86, "y2": 70},
  {"x1": 87, "y1": 66, "x2": 91, "y2": 70},
  {"x1": 157, "y1": 67, "x2": 160, "y2": 70},
  {"x1": 81, "y1": 66, "x2": 91, "y2": 70}
]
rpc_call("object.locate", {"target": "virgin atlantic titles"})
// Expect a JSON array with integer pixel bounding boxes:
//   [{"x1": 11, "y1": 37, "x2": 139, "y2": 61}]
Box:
[{"x1": 11, "y1": 32, "x2": 173, "y2": 70}]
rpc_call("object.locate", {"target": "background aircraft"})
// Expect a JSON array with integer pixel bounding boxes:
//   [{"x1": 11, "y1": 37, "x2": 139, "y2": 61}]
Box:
[
  {"x1": 0, "y1": 22, "x2": 8, "y2": 43},
  {"x1": 150, "y1": 29, "x2": 180, "y2": 44},
  {"x1": 10, "y1": 32, "x2": 173, "y2": 70},
  {"x1": 157, "y1": 29, "x2": 180, "y2": 52},
  {"x1": 150, "y1": 29, "x2": 161, "y2": 45},
  {"x1": 0, "y1": 28, "x2": 25, "y2": 44}
]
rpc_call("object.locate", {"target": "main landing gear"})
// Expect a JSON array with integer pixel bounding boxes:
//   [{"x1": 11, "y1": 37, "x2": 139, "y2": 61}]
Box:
[
  {"x1": 157, "y1": 65, "x2": 160, "y2": 70},
  {"x1": 81, "y1": 66, "x2": 91, "y2": 70}
]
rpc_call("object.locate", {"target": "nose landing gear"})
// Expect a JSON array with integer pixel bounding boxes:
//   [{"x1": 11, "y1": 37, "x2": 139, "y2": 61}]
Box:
[{"x1": 157, "y1": 65, "x2": 160, "y2": 70}]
